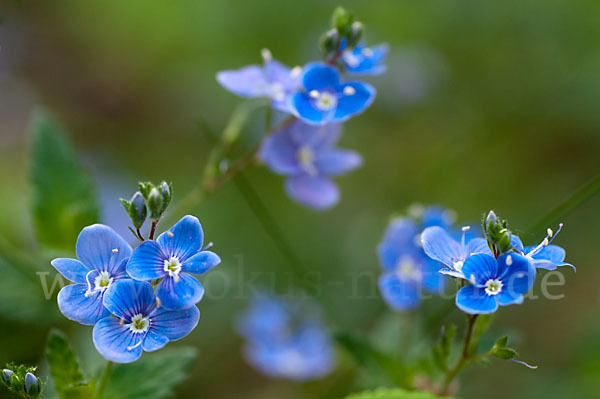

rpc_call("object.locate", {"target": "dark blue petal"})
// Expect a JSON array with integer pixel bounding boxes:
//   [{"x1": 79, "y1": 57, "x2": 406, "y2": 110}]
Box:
[
  {"x1": 378, "y1": 273, "x2": 421, "y2": 311},
  {"x1": 497, "y1": 253, "x2": 535, "y2": 295},
  {"x1": 461, "y1": 253, "x2": 498, "y2": 286},
  {"x1": 149, "y1": 305, "x2": 200, "y2": 340},
  {"x1": 57, "y1": 284, "x2": 110, "y2": 325},
  {"x1": 526, "y1": 244, "x2": 565, "y2": 263},
  {"x1": 376, "y1": 218, "x2": 420, "y2": 271},
  {"x1": 156, "y1": 274, "x2": 204, "y2": 310},
  {"x1": 284, "y1": 174, "x2": 340, "y2": 210},
  {"x1": 51, "y1": 258, "x2": 91, "y2": 283},
  {"x1": 456, "y1": 285, "x2": 498, "y2": 314},
  {"x1": 141, "y1": 331, "x2": 169, "y2": 352},
  {"x1": 421, "y1": 226, "x2": 462, "y2": 268},
  {"x1": 302, "y1": 63, "x2": 339, "y2": 91},
  {"x1": 93, "y1": 317, "x2": 143, "y2": 363},
  {"x1": 182, "y1": 251, "x2": 221, "y2": 274},
  {"x1": 157, "y1": 215, "x2": 203, "y2": 261},
  {"x1": 422, "y1": 258, "x2": 447, "y2": 293},
  {"x1": 290, "y1": 92, "x2": 331, "y2": 125},
  {"x1": 332, "y1": 81, "x2": 375, "y2": 122},
  {"x1": 259, "y1": 126, "x2": 302, "y2": 175},
  {"x1": 103, "y1": 279, "x2": 156, "y2": 320},
  {"x1": 126, "y1": 240, "x2": 167, "y2": 281},
  {"x1": 216, "y1": 66, "x2": 266, "y2": 97},
  {"x1": 314, "y1": 149, "x2": 362, "y2": 176},
  {"x1": 76, "y1": 224, "x2": 132, "y2": 274},
  {"x1": 496, "y1": 290, "x2": 525, "y2": 307}
]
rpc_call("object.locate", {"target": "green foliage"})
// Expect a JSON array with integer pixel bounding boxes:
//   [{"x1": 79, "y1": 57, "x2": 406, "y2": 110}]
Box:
[
  {"x1": 29, "y1": 110, "x2": 99, "y2": 250},
  {"x1": 46, "y1": 329, "x2": 94, "y2": 399},
  {"x1": 344, "y1": 387, "x2": 451, "y2": 399},
  {"x1": 1, "y1": 363, "x2": 42, "y2": 398},
  {"x1": 432, "y1": 324, "x2": 456, "y2": 372},
  {"x1": 490, "y1": 335, "x2": 519, "y2": 360},
  {"x1": 101, "y1": 347, "x2": 197, "y2": 399},
  {"x1": 469, "y1": 313, "x2": 493, "y2": 354}
]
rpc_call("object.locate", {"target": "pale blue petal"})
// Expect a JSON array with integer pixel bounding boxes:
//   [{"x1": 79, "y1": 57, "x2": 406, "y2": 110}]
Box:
[
  {"x1": 465, "y1": 238, "x2": 493, "y2": 257},
  {"x1": 57, "y1": 284, "x2": 110, "y2": 325},
  {"x1": 456, "y1": 285, "x2": 498, "y2": 314},
  {"x1": 511, "y1": 235, "x2": 524, "y2": 253},
  {"x1": 103, "y1": 280, "x2": 156, "y2": 320},
  {"x1": 259, "y1": 127, "x2": 302, "y2": 175},
  {"x1": 302, "y1": 63, "x2": 339, "y2": 91},
  {"x1": 332, "y1": 81, "x2": 375, "y2": 122},
  {"x1": 461, "y1": 253, "x2": 498, "y2": 286},
  {"x1": 93, "y1": 317, "x2": 143, "y2": 363},
  {"x1": 141, "y1": 331, "x2": 169, "y2": 352},
  {"x1": 126, "y1": 240, "x2": 167, "y2": 281},
  {"x1": 376, "y1": 218, "x2": 420, "y2": 271},
  {"x1": 421, "y1": 226, "x2": 462, "y2": 267},
  {"x1": 378, "y1": 273, "x2": 420, "y2": 311},
  {"x1": 157, "y1": 215, "x2": 203, "y2": 261},
  {"x1": 182, "y1": 251, "x2": 221, "y2": 274},
  {"x1": 315, "y1": 149, "x2": 362, "y2": 176},
  {"x1": 149, "y1": 305, "x2": 200, "y2": 340},
  {"x1": 440, "y1": 268, "x2": 465, "y2": 278},
  {"x1": 284, "y1": 174, "x2": 339, "y2": 210},
  {"x1": 216, "y1": 66, "x2": 267, "y2": 97},
  {"x1": 156, "y1": 274, "x2": 204, "y2": 310},
  {"x1": 51, "y1": 258, "x2": 90, "y2": 283},
  {"x1": 76, "y1": 224, "x2": 132, "y2": 274},
  {"x1": 422, "y1": 206, "x2": 454, "y2": 228}
]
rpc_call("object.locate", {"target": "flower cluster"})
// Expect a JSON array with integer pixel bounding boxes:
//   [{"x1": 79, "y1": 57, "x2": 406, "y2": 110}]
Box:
[
  {"x1": 217, "y1": 7, "x2": 386, "y2": 210},
  {"x1": 51, "y1": 183, "x2": 221, "y2": 363},
  {"x1": 236, "y1": 294, "x2": 335, "y2": 381},
  {"x1": 1, "y1": 366, "x2": 41, "y2": 398}
]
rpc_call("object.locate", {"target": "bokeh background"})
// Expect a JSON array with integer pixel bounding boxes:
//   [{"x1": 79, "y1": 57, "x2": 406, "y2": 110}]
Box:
[{"x1": 1, "y1": 0, "x2": 600, "y2": 398}]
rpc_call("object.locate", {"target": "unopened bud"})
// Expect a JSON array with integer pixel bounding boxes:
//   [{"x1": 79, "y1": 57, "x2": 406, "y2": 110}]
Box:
[
  {"x1": 24, "y1": 372, "x2": 41, "y2": 396},
  {"x1": 320, "y1": 28, "x2": 340, "y2": 56},
  {"x1": 486, "y1": 210, "x2": 498, "y2": 226},
  {"x1": 129, "y1": 191, "x2": 147, "y2": 229},
  {"x1": 159, "y1": 181, "x2": 172, "y2": 213},
  {"x1": 147, "y1": 187, "x2": 163, "y2": 221},
  {"x1": 1, "y1": 369, "x2": 13, "y2": 385}
]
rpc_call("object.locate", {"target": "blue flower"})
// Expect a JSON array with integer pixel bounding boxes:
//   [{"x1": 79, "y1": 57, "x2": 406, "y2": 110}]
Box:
[
  {"x1": 93, "y1": 279, "x2": 199, "y2": 363},
  {"x1": 237, "y1": 295, "x2": 335, "y2": 381},
  {"x1": 217, "y1": 49, "x2": 301, "y2": 113},
  {"x1": 421, "y1": 225, "x2": 492, "y2": 278},
  {"x1": 290, "y1": 62, "x2": 375, "y2": 125},
  {"x1": 377, "y1": 215, "x2": 447, "y2": 311},
  {"x1": 259, "y1": 119, "x2": 362, "y2": 210},
  {"x1": 510, "y1": 225, "x2": 575, "y2": 271},
  {"x1": 126, "y1": 215, "x2": 221, "y2": 310},
  {"x1": 51, "y1": 224, "x2": 132, "y2": 325},
  {"x1": 341, "y1": 41, "x2": 388, "y2": 75},
  {"x1": 455, "y1": 253, "x2": 536, "y2": 314}
]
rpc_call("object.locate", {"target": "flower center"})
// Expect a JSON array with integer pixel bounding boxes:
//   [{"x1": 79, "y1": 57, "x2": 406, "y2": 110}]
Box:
[
  {"x1": 163, "y1": 256, "x2": 182, "y2": 277},
  {"x1": 297, "y1": 146, "x2": 318, "y2": 176},
  {"x1": 309, "y1": 90, "x2": 338, "y2": 111},
  {"x1": 452, "y1": 260, "x2": 464, "y2": 272},
  {"x1": 396, "y1": 257, "x2": 421, "y2": 281},
  {"x1": 484, "y1": 278, "x2": 503, "y2": 296},
  {"x1": 129, "y1": 314, "x2": 150, "y2": 334},
  {"x1": 94, "y1": 271, "x2": 113, "y2": 292}
]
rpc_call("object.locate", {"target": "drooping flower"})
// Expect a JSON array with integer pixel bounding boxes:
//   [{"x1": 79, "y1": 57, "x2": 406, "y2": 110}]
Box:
[
  {"x1": 259, "y1": 119, "x2": 362, "y2": 210},
  {"x1": 341, "y1": 40, "x2": 388, "y2": 75},
  {"x1": 455, "y1": 253, "x2": 536, "y2": 314},
  {"x1": 236, "y1": 295, "x2": 335, "y2": 381},
  {"x1": 421, "y1": 225, "x2": 492, "y2": 278},
  {"x1": 126, "y1": 215, "x2": 221, "y2": 310},
  {"x1": 93, "y1": 279, "x2": 199, "y2": 363},
  {"x1": 217, "y1": 49, "x2": 301, "y2": 113},
  {"x1": 290, "y1": 62, "x2": 375, "y2": 125},
  {"x1": 510, "y1": 224, "x2": 575, "y2": 271},
  {"x1": 51, "y1": 225, "x2": 132, "y2": 325}
]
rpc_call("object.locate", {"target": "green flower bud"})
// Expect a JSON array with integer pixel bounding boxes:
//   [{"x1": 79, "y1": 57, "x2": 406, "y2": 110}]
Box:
[
  {"x1": 24, "y1": 372, "x2": 41, "y2": 396},
  {"x1": 347, "y1": 21, "x2": 363, "y2": 48},
  {"x1": 320, "y1": 28, "x2": 340, "y2": 57},
  {"x1": 331, "y1": 6, "x2": 354, "y2": 36},
  {"x1": 159, "y1": 181, "x2": 172, "y2": 213},
  {"x1": 147, "y1": 187, "x2": 163, "y2": 221},
  {"x1": 129, "y1": 191, "x2": 147, "y2": 229}
]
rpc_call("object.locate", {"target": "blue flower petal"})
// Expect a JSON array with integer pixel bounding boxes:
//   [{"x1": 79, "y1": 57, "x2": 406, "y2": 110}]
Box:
[
  {"x1": 141, "y1": 331, "x2": 169, "y2": 353},
  {"x1": 465, "y1": 238, "x2": 493, "y2": 257},
  {"x1": 216, "y1": 66, "x2": 266, "y2": 97},
  {"x1": 344, "y1": 44, "x2": 388, "y2": 75},
  {"x1": 103, "y1": 280, "x2": 156, "y2": 320},
  {"x1": 149, "y1": 305, "x2": 200, "y2": 340},
  {"x1": 51, "y1": 258, "x2": 90, "y2": 283},
  {"x1": 259, "y1": 127, "x2": 302, "y2": 175},
  {"x1": 315, "y1": 149, "x2": 362, "y2": 176},
  {"x1": 57, "y1": 284, "x2": 110, "y2": 325},
  {"x1": 461, "y1": 253, "x2": 499, "y2": 285},
  {"x1": 126, "y1": 240, "x2": 167, "y2": 281},
  {"x1": 510, "y1": 235, "x2": 524, "y2": 253},
  {"x1": 332, "y1": 81, "x2": 375, "y2": 122},
  {"x1": 526, "y1": 245, "x2": 574, "y2": 270},
  {"x1": 376, "y1": 218, "x2": 420, "y2": 271},
  {"x1": 440, "y1": 267, "x2": 465, "y2": 278},
  {"x1": 496, "y1": 290, "x2": 525, "y2": 307},
  {"x1": 378, "y1": 273, "x2": 420, "y2": 311},
  {"x1": 302, "y1": 63, "x2": 339, "y2": 91},
  {"x1": 422, "y1": 258, "x2": 446, "y2": 293},
  {"x1": 290, "y1": 92, "x2": 331, "y2": 125},
  {"x1": 157, "y1": 215, "x2": 203, "y2": 261},
  {"x1": 93, "y1": 317, "x2": 143, "y2": 363},
  {"x1": 456, "y1": 285, "x2": 498, "y2": 314},
  {"x1": 421, "y1": 226, "x2": 462, "y2": 268},
  {"x1": 422, "y1": 206, "x2": 455, "y2": 228},
  {"x1": 497, "y1": 253, "x2": 535, "y2": 295},
  {"x1": 156, "y1": 274, "x2": 204, "y2": 310},
  {"x1": 182, "y1": 251, "x2": 221, "y2": 274},
  {"x1": 76, "y1": 224, "x2": 132, "y2": 274},
  {"x1": 284, "y1": 174, "x2": 340, "y2": 210}
]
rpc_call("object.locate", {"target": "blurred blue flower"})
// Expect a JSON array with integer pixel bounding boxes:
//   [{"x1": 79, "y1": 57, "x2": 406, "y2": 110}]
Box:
[
  {"x1": 93, "y1": 279, "x2": 199, "y2": 363},
  {"x1": 217, "y1": 49, "x2": 301, "y2": 113},
  {"x1": 510, "y1": 224, "x2": 575, "y2": 271},
  {"x1": 422, "y1": 225, "x2": 492, "y2": 278},
  {"x1": 51, "y1": 224, "x2": 132, "y2": 325},
  {"x1": 341, "y1": 41, "x2": 388, "y2": 75},
  {"x1": 290, "y1": 62, "x2": 375, "y2": 125},
  {"x1": 126, "y1": 215, "x2": 221, "y2": 310},
  {"x1": 259, "y1": 119, "x2": 362, "y2": 210},
  {"x1": 237, "y1": 295, "x2": 335, "y2": 381},
  {"x1": 377, "y1": 209, "x2": 450, "y2": 311},
  {"x1": 456, "y1": 253, "x2": 536, "y2": 314}
]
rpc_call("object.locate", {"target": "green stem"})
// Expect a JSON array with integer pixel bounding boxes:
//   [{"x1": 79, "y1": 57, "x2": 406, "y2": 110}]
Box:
[
  {"x1": 96, "y1": 361, "x2": 113, "y2": 399},
  {"x1": 440, "y1": 314, "x2": 478, "y2": 396}
]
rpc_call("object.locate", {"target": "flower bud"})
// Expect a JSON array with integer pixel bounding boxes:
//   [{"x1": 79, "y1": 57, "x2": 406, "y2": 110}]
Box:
[
  {"x1": 1, "y1": 369, "x2": 13, "y2": 385},
  {"x1": 320, "y1": 28, "x2": 340, "y2": 56},
  {"x1": 147, "y1": 187, "x2": 163, "y2": 221},
  {"x1": 332, "y1": 6, "x2": 354, "y2": 35},
  {"x1": 129, "y1": 191, "x2": 147, "y2": 229},
  {"x1": 347, "y1": 21, "x2": 363, "y2": 48},
  {"x1": 485, "y1": 210, "x2": 498, "y2": 227},
  {"x1": 24, "y1": 372, "x2": 41, "y2": 396},
  {"x1": 159, "y1": 181, "x2": 172, "y2": 213}
]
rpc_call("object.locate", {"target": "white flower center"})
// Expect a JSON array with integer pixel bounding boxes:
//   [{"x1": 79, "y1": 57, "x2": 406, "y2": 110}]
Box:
[
  {"x1": 163, "y1": 256, "x2": 182, "y2": 277},
  {"x1": 452, "y1": 260, "x2": 464, "y2": 272},
  {"x1": 484, "y1": 278, "x2": 503, "y2": 296},
  {"x1": 396, "y1": 257, "x2": 421, "y2": 281},
  {"x1": 297, "y1": 146, "x2": 318, "y2": 176},
  {"x1": 310, "y1": 90, "x2": 338, "y2": 111},
  {"x1": 94, "y1": 271, "x2": 113, "y2": 292},
  {"x1": 129, "y1": 314, "x2": 150, "y2": 334},
  {"x1": 269, "y1": 82, "x2": 285, "y2": 101}
]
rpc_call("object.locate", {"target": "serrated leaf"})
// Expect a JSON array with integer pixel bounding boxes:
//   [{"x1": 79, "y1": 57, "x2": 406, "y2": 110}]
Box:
[
  {"x1": 101, "y1": 347, "x2": 197, "y2": 399},
  {"x1": 46, "y1": 329, "x2": 94, "y2": 399},
  {"x1": 344, "y1": 387, "x2": 451, "y2": 399},
  {"x1": 29, "y1": 110, "x2": 99, "y2": 249}
]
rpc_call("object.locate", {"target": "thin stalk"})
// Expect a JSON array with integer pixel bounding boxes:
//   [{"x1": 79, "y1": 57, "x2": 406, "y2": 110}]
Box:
[
  {"x1": 440, "y1": 314, "x2": 478, "y2": 396},
  {"x1": 96, "y1": 361, "x2": 113, "y2": 399}
]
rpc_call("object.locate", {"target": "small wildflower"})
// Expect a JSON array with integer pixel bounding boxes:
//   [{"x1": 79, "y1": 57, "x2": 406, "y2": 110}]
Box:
[
  {"x1": 510, "y1": 224, "x2": 575, "y2": 271},
  {"x1": 341, "y1": 40, "x2": 388, "y2": 75}
]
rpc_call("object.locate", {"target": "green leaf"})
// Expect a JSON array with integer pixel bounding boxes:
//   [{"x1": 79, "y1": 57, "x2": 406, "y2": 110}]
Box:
[
  {"x1": 29, "y1": 110, "x2": 99, "y2": 249},
  {"x1": 494, "y1": 335, "x2": 508, "y2": 349},
  {"x1": 492, "y1": 347, "x2": 519, "y2": 360},
  {"x1": 46, "y1": 329, "x2": 94, "y2": 399},
  {"x1": 344, "y1": 387, "x2": 451, "y2": 399},
  {"x1": 101, "y1": 347, "x2": 197, "y2": 399},
  {"x1": 432, "y1": 324, "x2": 456, "y2": 372}
]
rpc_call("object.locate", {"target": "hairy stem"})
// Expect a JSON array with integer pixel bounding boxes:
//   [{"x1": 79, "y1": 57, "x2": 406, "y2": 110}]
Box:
[
  {"x1": 96, "y1": 361, "x2": 113, "y2": 399},
  {"x1": 440, "y1": 314, "x2": 478, "y2": 396}
]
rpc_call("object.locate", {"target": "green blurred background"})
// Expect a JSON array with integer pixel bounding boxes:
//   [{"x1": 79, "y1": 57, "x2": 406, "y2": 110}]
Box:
[{"x1": 1, "y1": 0, "x2": 600, "y2": 398}]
